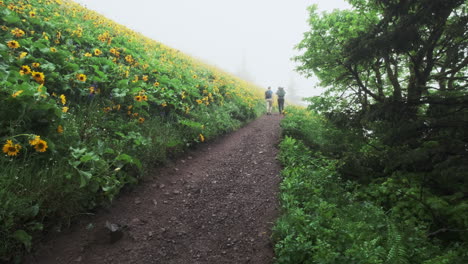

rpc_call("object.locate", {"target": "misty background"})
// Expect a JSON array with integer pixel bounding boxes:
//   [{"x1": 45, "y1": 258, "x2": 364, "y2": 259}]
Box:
[{"x1": 74, "y1": 0, "x2": 350, "y2": 105}]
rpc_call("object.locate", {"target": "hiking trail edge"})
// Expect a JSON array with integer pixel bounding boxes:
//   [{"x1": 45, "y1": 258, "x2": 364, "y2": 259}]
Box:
[{"x1": 26, "y1": 114, "x2": 283, "y2": 264}]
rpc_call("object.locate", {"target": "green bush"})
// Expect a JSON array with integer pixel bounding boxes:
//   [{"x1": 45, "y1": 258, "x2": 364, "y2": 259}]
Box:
[{"x1": 274, "y1": 108, "x2": 468, "y2": 263}]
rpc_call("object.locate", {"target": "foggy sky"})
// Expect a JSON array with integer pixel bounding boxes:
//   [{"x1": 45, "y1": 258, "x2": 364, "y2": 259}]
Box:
[{"x1": 73, "y1": 0, "x2": 350, "y2": 103}]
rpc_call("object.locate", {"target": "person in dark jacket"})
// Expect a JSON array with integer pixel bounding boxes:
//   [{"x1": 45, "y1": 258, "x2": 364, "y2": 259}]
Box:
[
  {"x1": 276, "y1": 87, "x2": 286, "y2": 114},
  {"x1": 265, "y1": 87, "x2": 273, "y2": 115}
]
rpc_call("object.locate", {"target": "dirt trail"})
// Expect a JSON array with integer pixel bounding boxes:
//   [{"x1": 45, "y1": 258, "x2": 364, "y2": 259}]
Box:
[{"x1": 26, "y1": 114, "x2": 283, "y2": 264}]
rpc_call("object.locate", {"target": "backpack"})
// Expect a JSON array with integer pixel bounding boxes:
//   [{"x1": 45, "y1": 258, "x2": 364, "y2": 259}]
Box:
[
  {"x1": 265, "y1": 90, "x2": 273, "y2": 99},
  {"x1": 277, "y1": 89, "x2": 285, "y2": 98}
]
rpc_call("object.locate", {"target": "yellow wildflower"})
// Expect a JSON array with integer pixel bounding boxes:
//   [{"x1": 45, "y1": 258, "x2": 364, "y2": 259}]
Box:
[
  {"x1": 33, "y1": 139, "x2": 48, "y2": 152},
  {"x1": 62, "y1": 106, "x2": 69, "y2": 113},
  {"x1": 19, "y1": 65, "x2": 31, "y2": 75},
  {"x1": 7, "y1": 40, "x2": 20, "y2": 49},
  {"x1": 2, "y1": 140, "x2": 21, "y2": 156},
  {"x1": 89, "y1": 86, "x2": 100, "y2": 94},
  {"x1": 77, "y1": 74, "x2": 87, "y2": 82},
  {"x1": 138, "y1": 117, "x2": 145, "y2": 124},
  {"x1": 60, "y1": 94, "x2": 66, "y2": 105},
  {"x1": 31, "y1": 71, "x2": 45, "y2": 84},
  {"x1": 19, "y1": 52, "x2": 27, "y2": 59},
  {"x1": 32, "y1": 62, "x2": 40, "y2": 68},
  {"x1": 199, "y1": 134, "x2": 205, "y2": 142},
  {"x1": 29, "y1": 136, "x2": 41, "y2": 146},
  {"x1": 57, "y1": 125, "x2": 64, "y2": 134},
  {"x1": 134, "y1": 95, "x2": 143, "y2": 102},
  {"x1": 11, "y1": 28, "x2": 25, "y2": 37},
  {"x1": 125, "y1": 55, "x2": 133, "y2": 63},
  {"x1": 84, "y1": 52, "x2": 92, "y2": 57},
  {"x1": 94, "y1": 49, "x2": 102, "y2": 56},
  {"x1": 12, "y1": 90, "x2": 24, "y2": 98}
]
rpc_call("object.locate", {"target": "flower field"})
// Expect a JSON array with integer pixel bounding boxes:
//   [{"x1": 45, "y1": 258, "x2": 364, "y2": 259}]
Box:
[{"x1": 0, "y1": 0, "x2": 265, "y2": 260}]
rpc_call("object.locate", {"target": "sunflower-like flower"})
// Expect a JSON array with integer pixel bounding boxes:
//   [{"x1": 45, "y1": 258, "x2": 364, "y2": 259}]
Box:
[
  {"x1": 34, "y1": 139, "x2": 48, "y2": 152},
  {"x1": 196, "y1": 99, "x2": 203, "y2": 104},
  {"x1": 125, "y1": 55, "x2": 133, "y2": 63},
  {"x1": 12, "y1": 90, "x2": 23, "y2": 98},
  {"x1": 62, "y1": 106, "x2": 69, "y2": 113},
  {"x1": 11, "y1": 28, "x2": 25, "y2": 37},
  {"x1": 29, "y1": 135, "x2": 40, "y2": 146},
  {"x1": 77, "y1": 73, "x2": 87, "y2": 82},
  {"x1": 31, "y1": 71, "x2": 45, "y2": 83},
  {"x1": 89, "y1": 86, "x2": 100, "y2": 95},
  {"x1": 32, "y1": 62, "x2": 40, "y2": 68},
  {"x1": 57, "y1": 125, "x2": 64, "y2": 134},
  {"x1": 94, "y1": 49, "x2": 102, "y2": 56},
  {"x1": 84, "y1": 52, "x2": 92, "y2": 57},
  {"x1": 134, "y1": 95, "x2": 143, "y2": 102},
  {"x1": 60, "y1": 94, "x2": 66, "y2": 105},
  {"x1": 7, "y1": 40, "x2": 20, "y2": 49},
  {"x1": 138, "y1": 117, "x2": 145, "y2": 124},
  {"x1": 109, "y1": 48, "x2": 120, "y2": 56},
  {"x1": 2, "y1": 140, "x2": 21, "y2": 156},
  {"x1": 29, "y1": 11, "x2": 36, "y2": 17},
  {"x1": 19, "y1": 52, "x2": 28, "y2": 59},
  {"x1": 20, "y1": 65, "x2": 31, "y2": 75},
  {"x1": 142, "y1": 95, "x2": 148, "y2": 101}
]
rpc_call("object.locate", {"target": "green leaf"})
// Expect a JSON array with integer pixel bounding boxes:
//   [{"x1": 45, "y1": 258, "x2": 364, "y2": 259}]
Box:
[
  {"x1": 116, "y1": 154, "x2": 142, "y2": 169},
  {"x1": 13, "y1": 230, "x2": 32, "y2": 251},
  {"x1": 24, "y1": 204, "x2": 40, "y2": 218},
  {"x1": 80, "y1": 152, "x2": 100, "y2": 162},
  {"x1": 79, "y1": 170, "x2": 93, "y2": 188},
  {"x1": 3, "y1": 11, "x2": 21, "y2": 24}
]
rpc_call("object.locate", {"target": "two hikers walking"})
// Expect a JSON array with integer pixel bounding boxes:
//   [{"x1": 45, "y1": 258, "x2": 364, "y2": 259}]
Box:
[{"x1": 265, "y1": 86, "x2": 286, "y2": 115}]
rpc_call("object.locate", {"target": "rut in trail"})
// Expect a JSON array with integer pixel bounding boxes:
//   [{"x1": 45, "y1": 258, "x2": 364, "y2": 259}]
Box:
[{"x1": 27, "y1": 114, "x2": 283, "y2": 264}]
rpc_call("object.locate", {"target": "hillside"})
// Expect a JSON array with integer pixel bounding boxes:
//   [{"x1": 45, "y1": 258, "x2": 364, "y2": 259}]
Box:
[{"x1": 0, "y1": 0, "x2": 265, "y2": 261}]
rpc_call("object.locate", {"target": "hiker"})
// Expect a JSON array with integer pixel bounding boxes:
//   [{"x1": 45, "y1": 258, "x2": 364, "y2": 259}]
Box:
[
  {"x1": 265, "y1": 86, "x2": 273, "y2": 115},
  {"x1": 276, "y1": 87, "x2": 286, "y2": 114}
]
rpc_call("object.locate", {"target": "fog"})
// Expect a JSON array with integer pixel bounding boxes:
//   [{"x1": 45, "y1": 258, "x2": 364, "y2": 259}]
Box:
[{"x1": 73, "y1": 0, "x2": 351, "y2": 104}]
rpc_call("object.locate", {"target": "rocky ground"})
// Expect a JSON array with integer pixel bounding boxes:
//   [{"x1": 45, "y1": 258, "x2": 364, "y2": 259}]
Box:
[{"x1": 25, "y1": 114, "x2": 283, "y2": 264}]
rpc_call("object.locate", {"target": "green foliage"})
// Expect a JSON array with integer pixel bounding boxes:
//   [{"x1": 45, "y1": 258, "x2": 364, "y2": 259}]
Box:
[
  {"x1": 281, "y1": 106, "x2": 362, "y2": 158},
  {"x1": 289, "y1": 0, "x2": 468, "y2": 261},
  {"x1": 274, "y1": 108, "x2": 468, "y2": 263}
]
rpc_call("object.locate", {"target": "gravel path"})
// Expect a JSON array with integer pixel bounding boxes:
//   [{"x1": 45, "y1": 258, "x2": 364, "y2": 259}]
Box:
[{"x1": 26, "y1": 114, "x2": 283, "y2": 264}]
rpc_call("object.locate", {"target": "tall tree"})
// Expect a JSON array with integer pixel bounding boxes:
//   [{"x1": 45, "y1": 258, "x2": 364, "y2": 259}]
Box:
[{"x1": 295, "y1": 0, "x2": 467, "y2": 114}]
